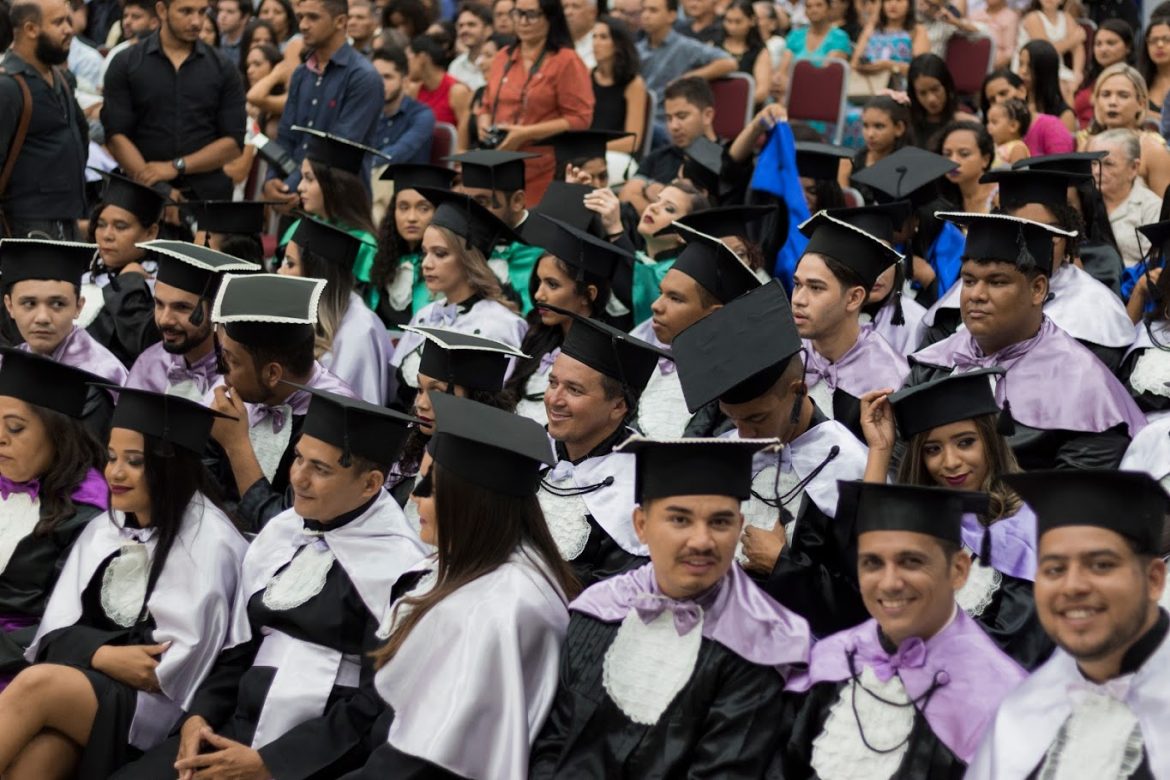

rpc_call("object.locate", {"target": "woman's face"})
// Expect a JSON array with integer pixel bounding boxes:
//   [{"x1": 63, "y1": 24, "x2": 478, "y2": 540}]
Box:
[
  {"x1": 493, "y1": 0, "x2": 515, "y2": 34},
  {"x1": 414, "y1": 374, "x2": 466, "y2": 435},
  {"x1": 984, "y1": 76, "x2": 1026, "y2": 106},
  {"x1": 722, "y1": 6, "x2": 752, "y2": 40},
  {"x1": 394, "y1": 188, "x2": 435, "y2": 245},
  {"x1": 1147, "y1": 23, "x2": 1170, "y2": 66},
  {"x1": 639, "y1": 186, "x2": 693, "y2": 238},
  {"x1": 914, "y1": 75, "x2": 948, "y2": 119},
  {"x1": 868, "y1": 263, "x2": 896, "y2": 305},
  {"x1": 278, "y1": 241, "x2": 304, "y2": 277},
  {"x1": 250, "y1": 25, "x2": 275, "y2": 48},
  {"x1": 942, "y1": 128, "x2": 989, "y2": 185},
  {"x1": 411, "y1": 462, "x2": 437, "y2": 545},
  {"x1": 199, "y1": 15, "x2": 217, "y2": 45},
  {"x1": 882, "y1": 0, "x2": 909, "y2": 24},
  {"x1": 532, "y1": 255, "x2": 594, "y2": 327},
  {"x1": 807, "y1": 0, "x2": 830, "y2": 23},
  {"x1": 862, "y1": 107, "x2": 904, "y2": 153},
  {"x1": 512, "y1": 0, "x2": 549, "y2": 46},
  {"x1": 922, "y1": 420, "x2": 989, "y2": 492},
  {"x1": 420, "y1": 225, "x2": 470, "y2": 297},
  {"x1": 106, "y1": 427, "x2": 150, "y2": 519},
  {"x1": 0, "y1": 397, "x2": 52, "y2": 484},
  {"x1": 800, "y1": 176, "x2": 819, "y2": 212},
  {"x1": 296, "y1": 159, "x2": 325, "y2": 215},
  {"x1": 1017, "y1": 48, "x2": 1032, "y2": 88},
  {"x1": 1096, "y1": 73, "x2": 1143, "y2": 128},
  {"x1": 259, "y1": 0, "x2": 288, "y2": 38},
  {"x1": 1093, "y1": 29, "x2": 1129, "y2": 70},
  {"x1": 95, "y1": 204, "x2": 154, "y2": 270},
  {"x1": 754, "y1": 2, "x2": 776, "y2": 36},
  {"x1": 245, "y1": 47, "x2": 273, "y2": 86},
  {"x1": 592, "y1": 21, "x2": 613, "y2": 63},
  {"x1": 476, "y1": 40, "x2": 499, "y2": 77}
]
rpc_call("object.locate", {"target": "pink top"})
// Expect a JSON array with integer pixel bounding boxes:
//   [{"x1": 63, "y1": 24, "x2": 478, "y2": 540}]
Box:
[{"x1": 1023, "y1": 112, "x2": 1075, "y2": 156}]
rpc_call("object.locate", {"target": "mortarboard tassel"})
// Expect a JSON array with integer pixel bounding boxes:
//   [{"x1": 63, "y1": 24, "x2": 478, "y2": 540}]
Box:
[
  {"x1": 979, "y1": 525, "x2": 993, "y2": 569},
  {"x1": 890, "y1": 262, "x2": 906, "y2": 326},
  {"x1": 188, "y1": 275, "x2": 213, "y2": 327},
  {"x1": 789, "y1": 348, "x2": 809, "y2": 425},
  {"x1": 997, "y1": 399, "x2": 1016, "y2": 437},
  {"x1": 1014, "y1": 225, "x2": 1036, "y2": 272}
]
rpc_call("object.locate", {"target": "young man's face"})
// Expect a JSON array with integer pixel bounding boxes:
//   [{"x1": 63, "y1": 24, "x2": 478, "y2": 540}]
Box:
[
  {"x1": 634, "y1": 494, "x2": 742, "y2": 600},
  {"x1": 456, "y1": 9, "x2": 489, "y2": 51},
  {"x1": 958, "y1": 260, "x2": 1046, "y2": 352},
  {"x1": 790, "y1": 253, "x2": 862, "y2": 341},
  {"x1": 153, "y1": 280, "x2": 212, "y2": 355},
  {"x1": 664, "y1": 96, "x2": 711, "y2": 149},
  {"x1": 4, "y1": 279, "x2": 82, "y2": 355},
  {"x1": 296, "y1": 0, "x2": 342, "y2": 48},
  {"x1": 217, "y1": 0, "x2": 248, "y2": 36},
  {"x1": 373, "y1": 56, "x2": 405, "y2": 103}
]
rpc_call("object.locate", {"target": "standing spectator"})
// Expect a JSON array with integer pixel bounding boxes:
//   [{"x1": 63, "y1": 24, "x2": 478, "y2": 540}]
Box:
[
  {"x1": 373, "y1": 44, "x2": 434, "y2": 163},
  {"x1": 242, "y1": 40, "x2": 287, "y2": 137},
  {"x1": 1089, "y1": 128, "x2": 1162, "y2": 266},
  {"x1": 1073, "y1": 19, "x2": 1134, "y2": 129},
  {"x1": 492, "y1": 0, "x2": 515, "y2": 35},
  {"x1": 102, "y1": 0, "x2": 246, "y2": 204},
  {"x1": 347, "y1": 0, "x2": 377, "y2": 56},
  {"x1": 408, "y1": 31, "x2": 471, "y2": 129},
  {"x1": 460, "y1": 31, "x2": 514, "y2": 149},
  {"x1": 676, "y1": 0, "x2": 721, "y2": 44},
  {"x1": 99, "y1": 0, "x2": 159, "y2": 81},
  {"x1": 215, "y1": 0, "x2": 249, "y2": 63},
  {"x1": 0, "y1": 0, "x2": 88, "y2": 239},
  {"x1": 1140, "y1": 15, "x2": 1170, "y2": 124},
  {"x1": 720, "y1": 0, "x2": 771, "y2": 107},
  {"x1": 262, "y1": 0, "x2": 383, "y2": 211},
  {"x1": 969, "y1": 0, "x2": 1018, "y2": 70},
  {"x1": 450, "y1": 3, "x2": 492, "y2": 89},
  {"x1": 591, "y1": 15, "x2": 646, "y2": 160},
  {"x1": 258, "y1": 0, "x2": 296, "y2": 49},
  {"x1": 564, "y1": 0, "x2": 599, "y2": 68}
]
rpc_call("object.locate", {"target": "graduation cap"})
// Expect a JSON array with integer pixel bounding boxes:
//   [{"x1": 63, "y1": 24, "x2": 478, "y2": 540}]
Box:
[
  {"x1": 181, "y1": 201, "x2": 269, "y2": 236},
  {"x1": 1138, "y1": 220, "x2": 1170, "y2": 260},
  {"x1": 105, "y1": 386, "x2": 234, "y2": 456},
  {"x1": 850, "y1": 147, "x2": 957, "y2": 206},
  {"x1": 1003, "y1": 470, "x2": 1170, "y2": 555},
  {"x1": 290, "y1": 382, "x2": 420, "y2": 467},
  {"x1": 795, "y1": 142, "x2": 853, "y2": 180},
  {"x1": 1011, "y1": 150, "x2": 1107, "y2": 178},
  {"x1": 413, "y1": 186, "x2": 519, "y2": 258},
  {"x1": 837, "y1": 480, "x2": 990, "y2": 546},
  {"x1": 681, "y1": 136, "x2": 724, "y2": 196},
  {"x1": 294, "y1": 125, "x2": 388, "y2": 174},
  {"x1": 546, "y1": 305, "x2": 670, "y2": 395},
  {"x1": 886, "y1": 368, "x2": 1004, "y2": 440},
  {"x1": 798, "y1": 210, "x2": 904, "y2": 289},
  {"x1": 428, "y1": 392, "x2": 555, "y2": 497},
  {"x1": 826, "y1": 202, "x2": 914, "y2": 244},
  {"x1": 616, "y1": 434, "x2": 780, "y2": 503},
  {"x1": 212, "y1": 273, "x2": 325, "y2": 347},
  {"x1": 522, "y1": 213, "x2": 627, "y2": 283},
  {"x1": 445, "y1": 149, "x2": 537, "y2": 193},
  {"x1": 0, "y1": 347, "x2": 105, "y2": 418},
  {"x1": 673, "y1": 279, "x2": 802, "y2": 411},
  {"x1": 668, "y1": 205, "x2": 778, "y2": 241},
  {"x1": 289, "y1": 215, "x2": 366, "y2": 269},
  {"x1": 143, "y1": 240, "x2": 261, "y2": 325},
  {"x1": 979, "y1": 169, "x2": 1088, "y2": 209},
  {"x1": 543, "y1": 129, "x2": 635, "y2": 167},
  {"x1": 91, "y1": 169, "x2": 167, "y2": 227},
  {"x1": 668, "y1": 222, "x2": 761, "y2": 304},
  {"x1": 407, "y1": 326, "x2": 527, "y2": 391},
  {"x1": 377, "y1": 162, "x2": 458, "y2": 191},
  {"x1": 0, "y1": 239, "x2": 95, "y2": 288},
  {"x1": 936, "y1": 211, "x2": 1076, "y2": 276},
  {"x1": 523, "y1": 181, "x2": 603, "y2": 239}
]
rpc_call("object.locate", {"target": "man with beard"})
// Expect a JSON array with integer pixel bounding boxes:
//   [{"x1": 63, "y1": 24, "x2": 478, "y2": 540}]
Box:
[
  {"x1": 371, "y1": 45, "x2": 433, "y2": 164},
  {"x1": 102, "y1": 0, "x2": 246, "y2": 202},
  {"x1": 0, "y1": 0, "x2": 88, "y2": 239},
  {"x1": 124, "y1": 240, "x2": 259, "y2": 400}
]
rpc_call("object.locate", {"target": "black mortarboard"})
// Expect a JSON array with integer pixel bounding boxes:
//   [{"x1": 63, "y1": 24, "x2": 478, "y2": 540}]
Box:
[
  {"x1": 669, "y1": 205, "x2": 778, "y2": 241},
  {"x1": 673, "y1": 280, "x2": 802, "y2": 410},
  {"x1": 181, "y1": 201, "x2": 269, "y2": 236},
  {"x1": 617, "y1": 434, "x2": 780, "y2": 502},
  {"x1": 936, "y1": 211, "x2": 1075, "y2": 276},
  {"x1": 446, "y1": 149, "x2": 537, "y2": 193},
  {"x1": 681, "y1": 136, "x2": 725, "y2": 196},
  {"x1": 105, "y1": 386, "x2": 233, "y2": 456},
  {"x1": 0, "y1": 347, "x2": 105, "y2": 418},
  {"x1": 377, "y1": 162, "x2": 458, "y2": 191},
  {"x1": 1138, "y1": 220, "x2": 1170, "y2": 259},
  {"x1": 291, "y1": 382, "x2": 419, "y2": 466},
  {"x1": 798, "y1": 211, "x2": 903, "y2": 289},
  {"x1": 826, "y1": 202, "x2": 914, "y2": 243},
  {"x1": 850, "y1": 147, "x2": 957, "y2": 206},
  {"x1": 290, "y1": 215, "x2": 365, "y2": 269},
  {"x1": 979, "y1": 169, "x2": 1088, "y2": 208},
  {"x1": 212, "y1": 273, "x2": 325, "y2": 347},
  {"x1": 428, "y1": 392, "x2": 555, "y2": 497},
  {"x1": 413, "y1": 186, "x2": 518, "y2": 258},
  {"x1": 146, "y1": 240, "x2": 261, "y2": 296},
  {"x1": 0, "y1": 239, "x2": 94, "y2": 287},
  {"x1": 409, "y1": 326, "x2": 526, "y2": 391},
  {"x1": 523, "y1": 213, "x2": 627, "y2": 283},
  {"x1": 838, "y1": 480, "x2": 989, "y2": 545},
  {"x1": 669, "y1": 222, "x2": 761, "y2": 304},
  {"x1": 295, "y1": 125, "x2": 388, "y2": 174},
  {"x1": 92, "y1": 169, "x2": 166, "y2": 226},
  {"x1": 795, "y1": 142, "x2": 852, "y2": 180},
  {"x1": 886, "y1": 368, "x2": 1003, "y2": 440},
  {"x1": 523, "y1": 181, "x2": 603, "y2": 240},
  {"x1": 548, "y1": 305, "x2": 670, "y2": 395},
  {"x1": 1011, "y1": 150, "x2": 1107, "y2": 178},
  {"x1": 1004, "y1": 470, "x2": 1170, "y2": 555},
  {"x1": 543, "y1": 129, "x2": 635, "y2": 167}
]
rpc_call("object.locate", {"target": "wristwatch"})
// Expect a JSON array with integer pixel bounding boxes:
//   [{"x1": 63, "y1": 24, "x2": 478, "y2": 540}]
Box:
[{"x1": 172, "y1": 157, "x2": 187, "y2": 173}]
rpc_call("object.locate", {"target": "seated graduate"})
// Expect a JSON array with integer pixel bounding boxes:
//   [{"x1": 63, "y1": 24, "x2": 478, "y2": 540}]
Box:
[
  {"x1": 116, "y1": 387, "x2": 429, "y2": 780},
  {"x1": 278, "y1": 216, "x2": 394, "y2": 406},
  {"x1": 1121, "y1": 220, "x2": 1170, "y2": 418},
  {"x1": 860, "y1": 371, "x2": 1053, "y2": 669},
  {"x1": 667, "y1": 204, "x2": 782, "y2": 285},
  {"x1": 969, "y1": 470, "x2": 1170, "y2": 779},
  {"x1": 910, "y1": 212, "x2": 1147, "y2": 471},
  {"x1": 780, "y1": 482, "x2": 1028, "y2": 779},
  {"x1": 81, "y1": 171, "x2": 165, "y2": 366},
  {"x1": 530, "y1": 436, "x2": 811, "y2": 778},
  {"x1": 539, "y1": 307, "x2": 670, "y2": 586},
  {"x1": 206, "y1": 273, "x2": 356, "y2": 532},
  {"x1": 389, "y1": 187, "x2": 527, "y2": 411},
  {"x1": 510, "y1": 214, "x2": 625, "y2": 427},
  {"x1": 545, "y1": 129, "x2": 643, "y2": 247},
  {"x1": 124, "y1": 241, "x2": 260, "y2": 402},
  {"x1": 346, "y1": 393, "x2": 578, "y2": 778},
  {"x1": 921, "y1": 167, "x2": 1135, "y2": 372},
  {"x1": 673, "y1": 280, "x2": 869, "y2": 637},
  {"x1": 2, "y1": 239, "x2": 127, "y2": 438},
  {"x1": 182, "y1": 200, "x2": 268, "y2": 264},
  {"x1": 791, "y1": 211, "x2": 910, "y2": 442},
  {"x1": 0, "y1": 351, "x2": 108, "y2": 687},
  {"x1": 0, "y1": 389, "x2": 248, "y2": 779}
]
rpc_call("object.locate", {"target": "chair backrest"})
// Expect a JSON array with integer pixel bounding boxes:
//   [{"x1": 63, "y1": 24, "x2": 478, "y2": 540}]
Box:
[
  {"x1": 785, "y1": 59, "x2": 849, "y2": 144},
  {"x1": 431, "y1": 122, "x2": 458, "y2": 168},
  {"x1": 640, "y1": 87, "x2": 657, "y2": 161},
  {"x1": 710, "y1": 74, "x2": 755, "y2": 140},
  {"x1": 945, "y1": 34, "x2": 995, "y2": 96}
]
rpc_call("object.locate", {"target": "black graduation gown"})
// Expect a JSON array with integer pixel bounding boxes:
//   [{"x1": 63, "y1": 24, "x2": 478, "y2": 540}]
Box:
[
  {"x1": 528, "y1": 613, "x2": 788, "y2": 779},
  {"x1": 0, "y1": 501, "x2": 101, "y2": 676},
  {"x1": 962, "y1": 564, "x2": 1054, "y2": 671},
  {"x1": 205, "y1": 414, "x2": 304, "y2": 533},
  {"x1": 85, "y1": 271, "x2": 160, "y2": 368},
  {"x1": 1078, "y1": 241, "x2": 1125, "y2": 298},
  {"x1": 81, "y1": 386, "x2": 116, "y2": 445}
]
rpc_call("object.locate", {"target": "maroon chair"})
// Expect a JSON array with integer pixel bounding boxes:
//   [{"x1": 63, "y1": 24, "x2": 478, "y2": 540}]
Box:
[
  {"x1": 945, "y1": 34, "x2": 995, "y2": 98},
  {"x1": 785, "y1": 59, "x2": 849, "y2": 144},
  {"x1": 430, "y1": 122, "x2": 457, "y2": 168},
  {"x1": 710, "y1": 74, "x2": 755, "y2": 141}
]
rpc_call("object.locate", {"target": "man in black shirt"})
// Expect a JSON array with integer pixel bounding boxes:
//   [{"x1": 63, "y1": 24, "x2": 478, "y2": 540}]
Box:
[{"x1": 102, "y1": 0, "x2": 245, "y2": 203}]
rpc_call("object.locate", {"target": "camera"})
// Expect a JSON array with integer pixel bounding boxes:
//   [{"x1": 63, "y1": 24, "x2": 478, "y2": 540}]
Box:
[
  {"x1": 253, "y1": 132, "x2": 298, "y2": 179},
  {"x1": 482, "y1": 126, "x2": 507, "y2": 150}
]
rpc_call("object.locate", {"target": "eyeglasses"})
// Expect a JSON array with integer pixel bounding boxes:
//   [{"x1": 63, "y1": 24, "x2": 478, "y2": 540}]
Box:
[{"x1": 509, "y1": 7, "x2": 545, "y2": 22}]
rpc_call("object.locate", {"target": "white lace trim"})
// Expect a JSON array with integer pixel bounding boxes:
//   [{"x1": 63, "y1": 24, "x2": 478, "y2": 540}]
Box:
[
  {"x1": 165, "y1": 378, "x2": 205, "y2": 403},
  {"x1": 808, "y1": 380, "x2": 835, "y2": 420},
  {"x1": 537, "y1": 480, "x2": 591, "y2": 561},
  {"x1": 387, "y1": 261, "x2": 415, "y2": 312},
  {"x1": 75, "y1": 282, "x2": 104, "y2": 329},
  {"x1": 811, "y1": 666, "x2": 915, "y2": 780},
  {"x1": 955, "y1": 555, "x2": 1002, "y2": 618},
  {"x1": 0, "y1": 494, "x2": 40, "y2": 573},
  {"x1": 1039, "y1": 691, "x2": 1144, "y2": 780},
  {"x1": 399, "y1": 347, "x2": 423, "y2": 390},
  {"x1": 636, "y1": 369, "x2": 691, "y2": 439},
  {"x1": 262, "y1": 542, "x2": 336, "y2": 612},
  {"x1": 1128, "y1": 349, "x2": 1170, "y2": 399},
  {"x1": 100, "y1": 544, "x2": 151, "y2": 628},
  {"x1": 487, "y1": 257, "x2": 511, "y2": 286},
  {"x1": 249, "y1": 405, "x2": 294, "y2": 483},
  {"x1": 602, "y1": 608, "x2": 703, "y2": 725},
  {"x1": 516, "y1": 369, "x2": 550, "y2": 426},
  {"x1": 735, "y1": 464, "x2": 802, "y2": 565},
  {"x1": 376, "y1": 568, "x2": 438, "y2": 640}
]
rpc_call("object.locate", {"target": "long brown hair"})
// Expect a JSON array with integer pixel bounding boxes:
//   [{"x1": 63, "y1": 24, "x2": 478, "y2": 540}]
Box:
[
  {"x1": 896, "y1": 413, "x2": 1023, "y2": 524},
  {"x1": 373, "y1": 462, "x2": 580, "y2": 668},
  {"x1": 33, "y1": 406, "x2": 106, "y2": 533},
  {"x1": 430, "y1": 225, "x2": 516, "y2": 311}
]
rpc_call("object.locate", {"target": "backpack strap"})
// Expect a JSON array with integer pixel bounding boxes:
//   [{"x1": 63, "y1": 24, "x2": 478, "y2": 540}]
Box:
[{"x1": 0, "y1": 68, "x2": 34, "y2": 202}]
